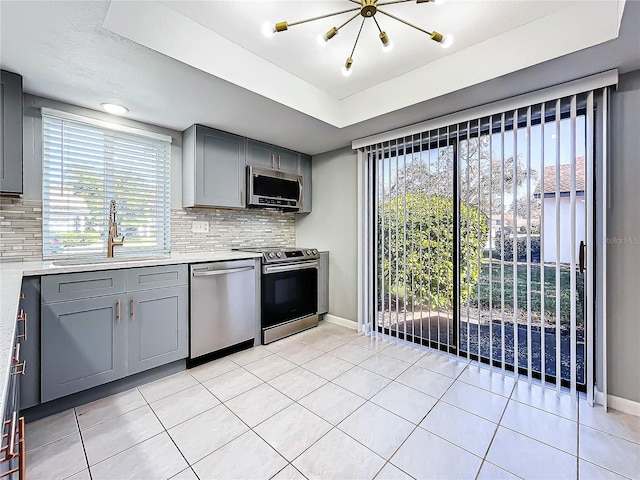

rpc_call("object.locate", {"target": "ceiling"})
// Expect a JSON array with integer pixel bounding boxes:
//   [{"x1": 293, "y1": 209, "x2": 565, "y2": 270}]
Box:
[
  {"x1": 1, "y1": 1, "x2": 639, "y2": 155},
  {"x1": 158, "y1": 0, "x2": 572, "y2": 100}
]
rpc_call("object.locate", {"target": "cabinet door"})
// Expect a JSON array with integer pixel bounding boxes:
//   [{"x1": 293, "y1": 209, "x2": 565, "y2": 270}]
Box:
[
  {"x1": 318, "y1": 252, "x2": 329, "y2": 315},
  {"x1": 274, "y1": 147, "x2": 299, "y2": 173},
  {"x1": 41, "y1": 296, "x2": 126, "y2": 402},
  {"x1": 128, "y1": 285, "x2": 188, "y2": 375},
  {"x1": 195, "y1": 127, "x2": 246, "y2": 208},
  {"x1": 246, "y1": 140, "x2": 274, "y2": 169},
  {"x1": 19, "y1": 277, "x2": 40, "y2": 410},
  {"x1": 0, "y1": 70, "x2": 23, "y2": 195},
  {"x1": 298, "y1": 154, "x2": 312, "y2": 214}
]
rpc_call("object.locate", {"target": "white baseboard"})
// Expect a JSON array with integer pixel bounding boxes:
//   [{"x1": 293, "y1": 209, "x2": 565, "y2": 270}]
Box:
[
  {"x1": 595, "y1": 389, "x2": 640, "y2": 416},
  {"x1": 323, "y1": 314, "x2": 357, "y2": 331}
]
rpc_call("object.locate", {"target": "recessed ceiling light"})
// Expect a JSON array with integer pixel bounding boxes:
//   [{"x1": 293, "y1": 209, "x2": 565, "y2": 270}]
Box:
[{"x1": 101, "y1": 103, "x2": 129, "y2": 115}]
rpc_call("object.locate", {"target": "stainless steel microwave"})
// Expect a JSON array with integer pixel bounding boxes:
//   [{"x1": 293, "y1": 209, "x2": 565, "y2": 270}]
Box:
[{"x1": 247, "y1": 166, "x2": 303, "y2": 211}]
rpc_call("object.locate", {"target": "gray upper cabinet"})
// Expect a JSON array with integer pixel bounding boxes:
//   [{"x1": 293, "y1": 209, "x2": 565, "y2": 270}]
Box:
[
  {"x1": 183, "y1": 125, "x2": 246, "y2": 209},
  {"x1": 41, "y1": 295, "x2": 126, "y2": 402},
  {"x1": 298, "y1": 154, "x2": 312, "y2": 214},
  {"x1": 183, "y1": 124, "x2": 311, "y2": 212},
  {"x1": 318, "y1": 251, "x2": 329, "y2": 315},
  {"x1": 273, "y1": 147, "x2": 298, "y2": 173},
  {"x1": 246, "y1": 139, "x2": 299, "y2": 174},
  {"x1": 40, "y1": 265, "x2": 189, "y2": 402},
  {"x1": 246, "y1": 140, "x2": 273, "y2": 169},
  {"x1": 0, "y1": 70, "x2": 23, "y2": 195}
]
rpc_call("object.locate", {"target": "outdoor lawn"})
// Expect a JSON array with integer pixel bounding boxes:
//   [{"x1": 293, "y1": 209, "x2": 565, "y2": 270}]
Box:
[{"x1": 471, "y1": 260, "x2": 584, "y2": 326}]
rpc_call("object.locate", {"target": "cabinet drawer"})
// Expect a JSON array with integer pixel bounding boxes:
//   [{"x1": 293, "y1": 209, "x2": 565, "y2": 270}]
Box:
[
  {"x1": 126, "y1": 264, "x2": 188, "y2": 291},
  {"x1": 42, "y1": 270, "x2": 126, "y2": 303}
]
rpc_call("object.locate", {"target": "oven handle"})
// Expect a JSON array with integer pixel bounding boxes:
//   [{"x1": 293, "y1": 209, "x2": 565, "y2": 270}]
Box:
[
  {"x1": 192, "y1": 266, "x2": 254, "y2": 277},
  {"x1": 263, "y1": 261, "x2": 319, "y2": 274}
]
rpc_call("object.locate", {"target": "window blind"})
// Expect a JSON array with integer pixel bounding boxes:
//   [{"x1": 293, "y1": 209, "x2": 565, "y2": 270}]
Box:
[{"x1": 42, "y1": 113, "x2": 171, "y2": 259}]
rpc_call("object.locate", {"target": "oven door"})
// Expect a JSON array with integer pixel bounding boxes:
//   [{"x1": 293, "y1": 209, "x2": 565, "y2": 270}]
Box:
[{"x1": 262, "y1": 260, "x2": 318, "y2": 329}]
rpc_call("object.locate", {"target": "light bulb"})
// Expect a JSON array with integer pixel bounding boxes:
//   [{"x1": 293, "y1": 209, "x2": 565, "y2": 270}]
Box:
[
  {"x1": 317, "y1": 33, "x2": 328, "y2": 47},
  {"x1": 101, "y1": 103, "x2": 128, "y2": 115},
  {"x1": 341, "y1": 65, "x2": 353, "y2": 77},
  {"x1": 261, "y1": 21, "x2": 275, "y2": 38},
  {"x1": 440, "y1": 34, "x2": 453, "y2": 48},
  {"x1": 382, "y1": 40, "x2": 394, "y2": 52}
]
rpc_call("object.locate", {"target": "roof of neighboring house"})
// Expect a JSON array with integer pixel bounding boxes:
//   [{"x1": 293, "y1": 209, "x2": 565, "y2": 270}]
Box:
[{"x1": 534, "y1": 157, "x2": 585, "y2": 196}]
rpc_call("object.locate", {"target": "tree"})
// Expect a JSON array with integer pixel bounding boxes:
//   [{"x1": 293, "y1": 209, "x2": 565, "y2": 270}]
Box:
[
  {"x1": 378, "y1": 192, "x2": 488, "y2": 311},
  {"x1": 384, "y1": 136, "x2": 536, "y2": 218}
]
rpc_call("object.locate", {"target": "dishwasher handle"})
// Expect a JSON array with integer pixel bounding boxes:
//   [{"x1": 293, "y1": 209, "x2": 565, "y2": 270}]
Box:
[{"x1": 192, "y1": 266, "x2": 254, "y2": 277}]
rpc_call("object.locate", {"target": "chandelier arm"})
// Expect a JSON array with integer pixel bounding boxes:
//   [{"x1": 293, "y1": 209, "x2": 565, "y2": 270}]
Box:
[
  {"x1": 377, "y1": 0, "x2": 415, "y2": 6},
  {"x1": 377, "y1": 8, "x2": 433, "y2": 36},
  {"x1": 350, "y1": 17, "x2": 367, "y2": 58},
  {"x1": 346, "y1": 0, "x2": 361, "y2": 4},
  {"x1": 337, "y1": 12, "x2": 361, "y2": 31},
  {"x1": 287, "y1": 7, "x2": 360, "y2": 27},
  {"x1": 372, "y1": 16, "x2": 383, "y2": 33}
]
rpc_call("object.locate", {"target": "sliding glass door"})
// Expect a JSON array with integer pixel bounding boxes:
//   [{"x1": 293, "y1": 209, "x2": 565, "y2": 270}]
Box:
[{"x1": 372, "y1": 94, "x2": 595, "y2": 392}]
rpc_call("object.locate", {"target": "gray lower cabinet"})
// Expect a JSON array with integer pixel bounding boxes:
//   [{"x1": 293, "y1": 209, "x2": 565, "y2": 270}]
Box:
[
  {"x1": 41, "y1": 296, "x2": 126, "y2": 402},
  {"x1": 0, "y1": 70, "x2": 23, "y2": 195},
  {"x1": 40, "y1": 265, "x2": 188, "y2": 402},
  {"x1": 183, "y1": 124, "x2": 246, "y2": 209},
  {"x1": 19, "y1": 277, "x2": 40, "y2": 410},
  {"x1": 128, "y1": 285, "x2": 188, "y2": 375},
  {"x1": 318, "y1": 252, "x2": 329, "y2": 315}
]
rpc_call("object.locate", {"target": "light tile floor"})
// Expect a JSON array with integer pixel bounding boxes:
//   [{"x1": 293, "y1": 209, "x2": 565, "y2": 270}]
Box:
[{"x1": 25, "y1": 321, "x2": 640, "y2": 480}]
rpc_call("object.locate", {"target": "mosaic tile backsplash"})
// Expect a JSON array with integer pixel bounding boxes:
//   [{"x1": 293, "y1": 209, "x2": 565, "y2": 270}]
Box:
[{"x1": 0, "y1": 198, "x2": 296, "y2": 262}]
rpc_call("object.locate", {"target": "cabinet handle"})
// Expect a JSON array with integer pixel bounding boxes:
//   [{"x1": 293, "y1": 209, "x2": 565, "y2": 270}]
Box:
[
  {"x1": 116, "y1": 299, "x2": 121, "y2": 323},
  {"x1": 272, "y1": 153, "x2": 275, "y2": 169},
  {"x1": 19, "y1": 293, "x2": 24, "y2": 301},
  {"x1": 10, "y1": 361, "x2": 25, "y2": 377},
  {"x1": 12, "y1": 343, "x2": 20, "y2": 364},
  {"x1": 2, "y1": 411, "x2": 18, "y2": 460},
  {"x1": 0, "y1": 415, "x2": 24, "y2": 477},
  {"x1": 17, "y1": 310, "x2": 27, "y2": 342},
  {"x1": 131, "y1": 297, "x2": 135, "y2": 319},
  {"x1": 278, "y1": 155, "x2": 281, "y2": 170}
]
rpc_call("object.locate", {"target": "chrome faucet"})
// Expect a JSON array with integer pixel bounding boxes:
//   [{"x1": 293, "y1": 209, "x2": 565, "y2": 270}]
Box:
[{"x1": 108, "y1": 199, "x2": 125, "y2": 258}]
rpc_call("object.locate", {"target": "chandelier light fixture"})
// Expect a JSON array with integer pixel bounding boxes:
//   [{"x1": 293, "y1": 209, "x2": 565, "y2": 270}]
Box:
[{"x1": 262, "y1": 0, "x2": 453, "y2": 77}]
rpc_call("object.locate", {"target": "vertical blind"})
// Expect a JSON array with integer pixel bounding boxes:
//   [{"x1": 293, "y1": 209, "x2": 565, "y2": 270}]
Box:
[
  {"x1": 363, "y1": 87, "x2": 608, "y2": 398},
  {"x1": 42, "y1": 112, "x2": 172, "y2": 259}
]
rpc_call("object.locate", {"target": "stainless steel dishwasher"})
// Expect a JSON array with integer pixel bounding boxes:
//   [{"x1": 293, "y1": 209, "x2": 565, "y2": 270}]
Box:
[{"x1": 190, "y1": 259, "x2": 257, "y2": 359}]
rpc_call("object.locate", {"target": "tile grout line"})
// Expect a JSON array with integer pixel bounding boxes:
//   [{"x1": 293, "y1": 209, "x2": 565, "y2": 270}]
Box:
[
  {"x1": 474, "y1": 374, "x2": 517, "y2": 480},
  {"x1": 72, "y1": 408, "x2": 93, "y2": 480},
  {"x1": 577, "y1": 397, "x2": 581, "y2": 480}
]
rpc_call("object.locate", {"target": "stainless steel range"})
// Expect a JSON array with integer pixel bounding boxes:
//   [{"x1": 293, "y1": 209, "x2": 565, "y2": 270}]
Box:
[{"x1": 235, "y1": 247, "x2": 320, "y2": 344}]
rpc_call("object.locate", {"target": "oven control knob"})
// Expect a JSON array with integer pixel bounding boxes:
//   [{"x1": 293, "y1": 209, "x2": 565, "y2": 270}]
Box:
[
  {"x1": 276, "y1": 252, "x2": 283, "y2": 258},
  {"x1": 306, "y1": 250, "x2": 312, "y2": 255},
  {"x1": 313, "y1": 249, "x2": 318, "y2": 255},
  {"x1": 268, "y1": 252, "x2": 276, "y2": 259}
]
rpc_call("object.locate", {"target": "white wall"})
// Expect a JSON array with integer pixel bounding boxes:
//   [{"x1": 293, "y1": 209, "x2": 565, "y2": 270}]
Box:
[
  {"x1": 296, "y1": 147, "x2": 358, "y2": 324},
  {"x1": 542, "y1": 196, "x2": 586, "y2": 264}
]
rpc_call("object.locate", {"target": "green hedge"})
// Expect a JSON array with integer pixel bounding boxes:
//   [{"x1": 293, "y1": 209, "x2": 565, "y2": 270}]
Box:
[{"x1": 378, "y1": 193, "x2": 488, "y2": 310}]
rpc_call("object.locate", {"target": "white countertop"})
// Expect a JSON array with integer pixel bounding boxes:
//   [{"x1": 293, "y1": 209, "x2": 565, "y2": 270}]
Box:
[{"x1": 0, "y1": 251, "x2": 262, "y2": 415}]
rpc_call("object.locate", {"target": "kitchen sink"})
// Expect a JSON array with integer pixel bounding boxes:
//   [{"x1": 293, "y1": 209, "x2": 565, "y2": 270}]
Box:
[{"x1": 51, "y1": 256, "x2": 170, "y2": 266}]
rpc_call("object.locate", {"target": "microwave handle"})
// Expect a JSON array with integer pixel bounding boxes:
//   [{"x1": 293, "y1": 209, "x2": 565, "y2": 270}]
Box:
[{"x1": 298, "y1": 177, "x2": 303, "y2": 202}]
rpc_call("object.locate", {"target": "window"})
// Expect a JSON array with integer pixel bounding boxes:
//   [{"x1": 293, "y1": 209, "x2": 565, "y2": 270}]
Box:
[{"x1": 42, "y1": 110, "x2": 172, "y2": 259}]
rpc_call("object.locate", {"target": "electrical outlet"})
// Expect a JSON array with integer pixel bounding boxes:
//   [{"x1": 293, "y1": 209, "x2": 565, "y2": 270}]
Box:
[{"x1": 191, "y1": 221, "x2": 210, "y2": 234}]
